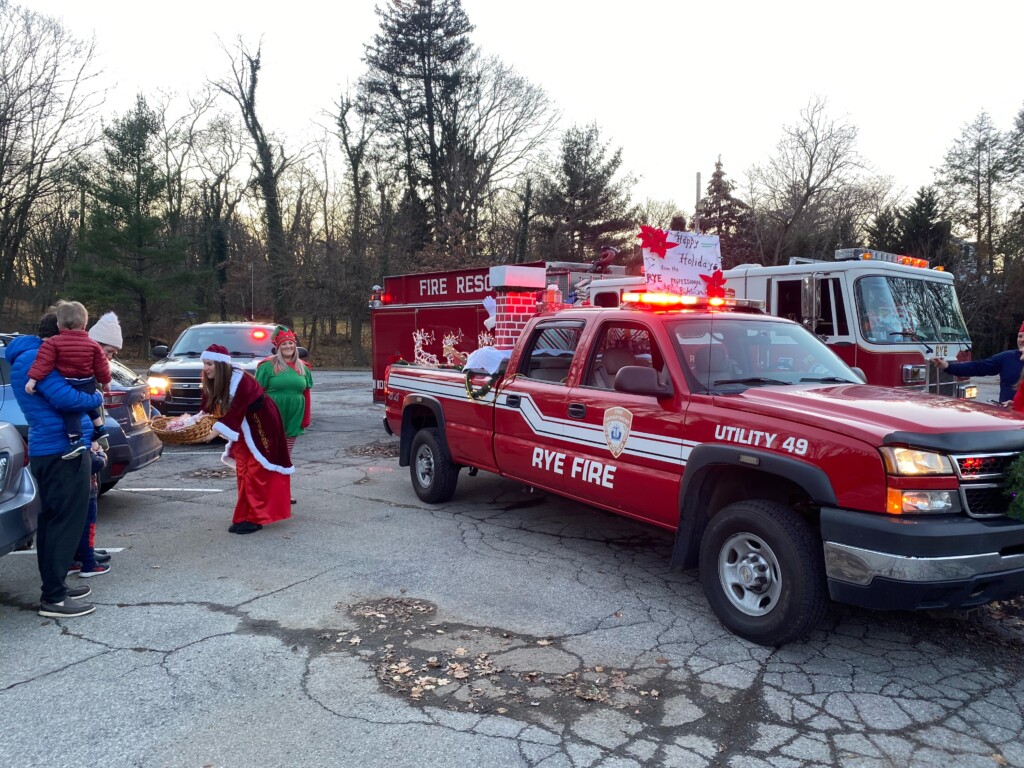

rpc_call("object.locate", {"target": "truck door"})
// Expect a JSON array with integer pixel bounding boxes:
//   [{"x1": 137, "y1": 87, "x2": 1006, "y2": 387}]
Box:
[
  {"x1": 493, "y1": 321, "x2": 583, "y2": 494},
  {"x1": 564, "y1": 321, "x2": 684, "y2": 527}
]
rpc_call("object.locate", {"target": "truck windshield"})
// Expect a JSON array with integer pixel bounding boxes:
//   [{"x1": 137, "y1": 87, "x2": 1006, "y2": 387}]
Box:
[
  {"x1": 671, "y1": 317, "x2": 861, "y2": 392},
  {"x1": 170, "y1": 326, "x2": 275, "y2": 357},
  {"x1": 855, "y1": 276, "x2": 970, "y2": 344}
]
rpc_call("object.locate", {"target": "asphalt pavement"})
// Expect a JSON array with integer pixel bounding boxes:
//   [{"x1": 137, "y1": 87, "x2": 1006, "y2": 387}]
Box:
[{"x1": 1, "y1": 371, "x2": 1022, "y2": 768}]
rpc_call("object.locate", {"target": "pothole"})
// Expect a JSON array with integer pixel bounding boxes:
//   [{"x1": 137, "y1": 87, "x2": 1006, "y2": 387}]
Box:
[
  {"x1": 185, "y1": 467, "x2": 236, "y2": 480},
  {"x1": 332, "y1": 597, "x2": 666, "y2": 720},
  {"x1": 346, "y1": 441, "x2": 400, "y2": 458}
]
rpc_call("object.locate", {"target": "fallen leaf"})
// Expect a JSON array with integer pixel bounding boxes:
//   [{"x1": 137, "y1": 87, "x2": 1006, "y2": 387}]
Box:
[
  {"x1": 537, "y1": 639, "x2": 553, "y2": 646},
  {"x1": 613, "y1": 611, "x2": 622, "y2": 618},
  {"x1": 453, "y1": 647, "x2": 468, "y2": 656},
  {"x1": 496, "y1": 707, "x2": 508, "y2": 714},
  {"x1": 436, "y1": 678, "x2": 451, "y2": 686},
  {"x1": 650, "y1": 689, "x2": 660, "y2": 697},
  {"x1": 348, "y1": 636, "x2": 361, "y2": 646},
  {"x1": 656, "y1": 657, "x2": 669, "y2": 664},
  {"x1": 594, "y1": 666, "x2": 604, "y2": 673},
  {"x1": 992, "y1": 756, "x2": 1008, "y2": 766}
]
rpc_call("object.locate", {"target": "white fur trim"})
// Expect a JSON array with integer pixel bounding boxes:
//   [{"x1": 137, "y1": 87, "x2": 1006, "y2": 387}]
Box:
[
  {"x1": 201, "y1": 350, "x2": 232, "y2": 364},
  {"x1": 240, "y1": 420, "x2": 295, "y2": 475},
  {"x1": 229, "y1": 368, "x2": 243, "y2": 395},
  {"x1": 212, "y1": 421, "x2": 239, "y2": 442}
]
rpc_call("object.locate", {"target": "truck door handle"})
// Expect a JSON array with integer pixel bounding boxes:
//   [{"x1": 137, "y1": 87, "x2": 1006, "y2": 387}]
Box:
[
  {"x1": 568, "y1": 403, "x2": 586, "y2": 419},
  {"x1": 506, "y1": 394, "x2": 521, "y2": 408}
]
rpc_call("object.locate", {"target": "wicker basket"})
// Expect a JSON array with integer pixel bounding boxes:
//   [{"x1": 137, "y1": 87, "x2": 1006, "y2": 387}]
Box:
[{"x1": 151, "y1": 414, "x2": 219, "y2": 446}]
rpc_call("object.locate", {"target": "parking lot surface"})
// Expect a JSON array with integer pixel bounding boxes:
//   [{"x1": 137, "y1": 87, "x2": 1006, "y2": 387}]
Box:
[{"x1": 1, "y1": 372, "x2": 1022, "y2": 768}]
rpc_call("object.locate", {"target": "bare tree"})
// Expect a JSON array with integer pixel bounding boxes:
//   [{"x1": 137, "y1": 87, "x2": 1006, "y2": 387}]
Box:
[
  {"x1": 745, "y1": 97, "x2": 866, "y2": 264},
  {"x1": 0, "y1": 1, "x2": 102, "y2": 306},
  {"x1": 194, "y1": 114, "x2": 247, "y2": 320},
  {"x1": 212, "y1": 39, "x2": 294, "y2": 320}
]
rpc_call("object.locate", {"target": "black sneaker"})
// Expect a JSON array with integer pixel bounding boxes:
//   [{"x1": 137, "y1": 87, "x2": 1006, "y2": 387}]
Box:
[
  {"x1": 229, "y1": 522, "x2": 262, "y2": 534},
  {"x1": 95, "y1": 551, "x2": 111, "y2": 564},
  {"x1": 39, "y1": 600, "x2": 95, "y2": 618},
  {"x1": 96, "y1": 434, "x2": 110, "y2": 451},
  {"x1": 67, "y1": 585, "x2": 92, "y2": 599},
  {"x1": 62, "y1": 443, "x2": 88, "y2": 460}
]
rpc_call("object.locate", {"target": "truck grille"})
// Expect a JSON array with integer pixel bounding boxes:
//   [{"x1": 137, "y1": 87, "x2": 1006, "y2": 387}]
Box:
[
  {"x1": 952, "y1": 452, "x2": 1018, "y2": 518},
  {"x1": 168, "y1": 377, "x2": 203, "y2": 404}
]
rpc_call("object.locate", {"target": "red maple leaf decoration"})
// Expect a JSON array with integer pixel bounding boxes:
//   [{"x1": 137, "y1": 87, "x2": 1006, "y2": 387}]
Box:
[
  {"x1": 637, "y1": 226, "x2": 678, "y2": 259},
  {"x1": 700, "y1": 270, "x2": 728, "y2": 298}
]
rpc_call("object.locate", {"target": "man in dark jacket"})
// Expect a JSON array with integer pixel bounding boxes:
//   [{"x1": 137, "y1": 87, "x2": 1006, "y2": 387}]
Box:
[
  {"x1": 932, "y1": 322, "x2": 1024, "y2": 404},
  {"x1": 7, "y1": 313, "x2": 104, "y2": 618}
]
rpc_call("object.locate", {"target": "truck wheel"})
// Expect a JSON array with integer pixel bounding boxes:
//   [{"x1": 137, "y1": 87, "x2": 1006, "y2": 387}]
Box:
[
  {"x1": 410, "y1": 428, "x2": 459, "y2": 503},
  {"x1": 699, "y1": 499, "x2": 828, "y2": 646}
]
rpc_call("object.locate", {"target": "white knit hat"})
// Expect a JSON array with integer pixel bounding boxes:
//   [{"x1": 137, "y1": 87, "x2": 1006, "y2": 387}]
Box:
[{"x1": 88, "y1": 311, "x2": 123, "y2": 350}]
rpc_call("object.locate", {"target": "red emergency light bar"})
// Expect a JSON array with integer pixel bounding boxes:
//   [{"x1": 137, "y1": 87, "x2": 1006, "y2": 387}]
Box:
[{"x1": 621, "y1": 292, "x2": 764, "y2": 311}]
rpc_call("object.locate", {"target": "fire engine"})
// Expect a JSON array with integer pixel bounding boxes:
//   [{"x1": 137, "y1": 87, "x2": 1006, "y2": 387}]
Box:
[
  {"x1": 370, "y1": 260, "x2": 625, "y2": 401},
  {"x1": 584, "y1": 248, "x2": 976, "y2": 398},
  {"x1": 382, "y1": 265, "x2": 1024, "y2": 646}
]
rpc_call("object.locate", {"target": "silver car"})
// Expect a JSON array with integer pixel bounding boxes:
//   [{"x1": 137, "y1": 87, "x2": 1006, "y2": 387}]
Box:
[{"x1": 0, "y1": 420, "x2": 40, "y2": 557}]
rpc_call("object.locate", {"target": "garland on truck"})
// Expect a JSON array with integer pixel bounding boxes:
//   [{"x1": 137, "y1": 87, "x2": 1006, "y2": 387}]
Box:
[
  {"x1": 1004, "y1": 453, "x2": 1024, "y2": 521},
  {"x1": 464, "y1": 369, "x2": 501, "y2": 400}
]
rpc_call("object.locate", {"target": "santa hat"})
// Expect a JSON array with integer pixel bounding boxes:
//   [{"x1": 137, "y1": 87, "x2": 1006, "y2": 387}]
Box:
[
  {"x1": 1019, "y1": 321, "x2": 1024, "y2": 334},
  {"x1": 200, "y1": 344, "x2": 232, "y2": 364},
  {"x1": 273, "y1": 326, "x2": 297, "y2": 345},
  {"x1": 88, "y1": 311, "x2": 123, "y2": 350}
]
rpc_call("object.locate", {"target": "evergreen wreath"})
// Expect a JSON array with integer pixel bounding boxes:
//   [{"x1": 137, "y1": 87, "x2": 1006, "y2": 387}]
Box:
[{"x1": 1003, "y1": 452, "x2": 1024, "y2": 521}]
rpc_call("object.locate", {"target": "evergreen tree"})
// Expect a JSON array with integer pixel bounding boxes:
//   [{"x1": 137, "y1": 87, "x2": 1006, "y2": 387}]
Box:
[
  {"x1": 936, "y1": 111, "x2": 1005, "y2": 273},
  {"x1": 533, "y1": 123, "x2": 636, "y2": 261},
  {"x1": 865, "y1": 205, "x2": 903, "y2": 253},
  {"x1": 72, "y1": 95, "x2": 191, "y2": 355},
  {"x1": 897, "y1": 187, "x2": 952, "y2": 264},
  {"x1": 695, "y1": 158, "x2": 756, "y2": 267},
  {"x1": 361, "y1": 0, "x2": 474, "y2": 240}
]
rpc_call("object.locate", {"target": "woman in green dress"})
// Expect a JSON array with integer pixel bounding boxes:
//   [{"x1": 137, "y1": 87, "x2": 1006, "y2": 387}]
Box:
[{"x1": 255, "y1": 327, "x2": 312, "y2": 502}]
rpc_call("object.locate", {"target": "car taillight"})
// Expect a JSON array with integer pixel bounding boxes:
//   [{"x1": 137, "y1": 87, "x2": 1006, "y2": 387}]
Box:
[{"x1": 103, "y1": 391, "x2": 128, "y2": 408}]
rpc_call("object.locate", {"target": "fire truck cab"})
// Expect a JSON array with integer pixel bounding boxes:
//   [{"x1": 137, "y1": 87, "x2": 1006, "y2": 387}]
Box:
[{"x1": 586, "y1": 249, "x2": 976, "y2": 398}]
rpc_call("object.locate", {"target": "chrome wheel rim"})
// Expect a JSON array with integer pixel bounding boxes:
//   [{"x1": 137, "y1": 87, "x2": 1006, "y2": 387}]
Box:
[
  {"x1": 718, "y1": 532, "x2": 782, "y2": 617},
  {"x1": 414, "y1": 444, "x2": 435, "y2": 488}
]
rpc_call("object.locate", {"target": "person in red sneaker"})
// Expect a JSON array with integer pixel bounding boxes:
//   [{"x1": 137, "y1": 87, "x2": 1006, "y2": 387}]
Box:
[{"x1": 200, "y1": 344, "x2": 293, "y2": 534}]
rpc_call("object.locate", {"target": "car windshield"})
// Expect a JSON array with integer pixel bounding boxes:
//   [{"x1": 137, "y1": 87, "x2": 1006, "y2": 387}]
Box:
[
  {"x1": 670, "y1": 316, "x2": 861, "y2": 393},
  {"x1": 855, "y1": 275, "x2": 970, "y2": 343},
  {"x1": 170, "y1": 326, "x2": 274, "y2": 358}
]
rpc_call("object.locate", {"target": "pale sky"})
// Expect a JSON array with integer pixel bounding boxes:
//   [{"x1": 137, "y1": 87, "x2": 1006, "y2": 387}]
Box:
[{"x1": 24, "y1": 0, "x2": 1024, "y2": 211}]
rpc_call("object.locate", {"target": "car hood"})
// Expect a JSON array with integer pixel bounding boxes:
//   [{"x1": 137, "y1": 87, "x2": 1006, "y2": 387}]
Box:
[
  {"x1": 149, "y1": 354, "x2": 266, "y2": 375},
  {"x1": 728, "y1": 383, "x2": 1024, "y2": 454}
]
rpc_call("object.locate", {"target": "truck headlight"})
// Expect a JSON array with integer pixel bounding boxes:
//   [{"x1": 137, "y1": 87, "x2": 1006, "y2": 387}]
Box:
[
  {"x1": 902, "y1": 364, "x2": 927, "y2": 384},
  {"x1": 886, "y1": 488, "x2": 956, "y2": 514},
  {"x1": 879, "y1": 447, "x2": 953, "y2": 476},
  {"x1": 147, "y1": 376, "x2": 169, "y2": 398}
]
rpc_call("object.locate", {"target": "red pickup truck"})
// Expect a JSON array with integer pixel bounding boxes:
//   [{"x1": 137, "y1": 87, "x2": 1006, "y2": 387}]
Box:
[{"x1": 383, "y1": 296, "x2": 1024, "y2": 645}]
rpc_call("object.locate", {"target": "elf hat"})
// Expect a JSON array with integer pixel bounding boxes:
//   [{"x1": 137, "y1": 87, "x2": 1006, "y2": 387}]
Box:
[
  {"x1": 274, "y1": 326, "x2": 297, "y2": 345},
  {"x1": 201, "y1": 344, "x2": 231, "y2": 364},
  {"x1": 88, "y1": 311, "x2": 123, "y2": 350}
]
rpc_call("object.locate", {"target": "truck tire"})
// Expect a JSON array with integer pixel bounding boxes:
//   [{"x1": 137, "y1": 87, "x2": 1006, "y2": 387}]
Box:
[
  {"x1": 699, "y1": 499, "x2": 828, "y2": 646},
  {"x1": 410, "y1": 427, "x2": 459, "y2": 503}
]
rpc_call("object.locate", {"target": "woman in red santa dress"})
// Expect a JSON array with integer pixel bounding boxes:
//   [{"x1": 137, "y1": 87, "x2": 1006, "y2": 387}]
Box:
[{"x1": 200, "y1": 344, "x2": 293, "y2": 534}]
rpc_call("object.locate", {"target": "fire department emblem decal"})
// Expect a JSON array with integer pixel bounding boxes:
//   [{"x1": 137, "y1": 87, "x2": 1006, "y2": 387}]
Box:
[{"x1": 603, "y1": 407, "x2": 633, "y2": 458}]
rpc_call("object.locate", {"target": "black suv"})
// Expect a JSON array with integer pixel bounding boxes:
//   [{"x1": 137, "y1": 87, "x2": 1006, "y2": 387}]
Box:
[{"x1": 148, "y1": 322, "x2": 285, "y2": 416}]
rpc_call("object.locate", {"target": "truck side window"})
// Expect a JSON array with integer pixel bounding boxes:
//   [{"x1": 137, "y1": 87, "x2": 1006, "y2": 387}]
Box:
[
  {"x1": 521, "y1": 325, "x2": 582, "y2": 384},
  {"x1": 586, "y1": 323, "x2": 664, "y2": 390}
]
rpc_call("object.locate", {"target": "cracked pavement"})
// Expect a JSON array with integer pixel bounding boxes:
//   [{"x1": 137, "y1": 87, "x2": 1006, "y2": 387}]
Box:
[{"x1": 2, "y1": 371, "x2": 1023, "y2": 767}]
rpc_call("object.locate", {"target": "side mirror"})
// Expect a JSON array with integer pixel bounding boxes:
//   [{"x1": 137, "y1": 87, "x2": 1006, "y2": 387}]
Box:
[
  {"x1": 614, "y1": 366, "x2": 674, "y2": 398},
  {"x1": 850, "y1": 366, "x2": 868, "y2": 383},
  {"x1": 298, "y1": 346, "x2": 308, "y2": 360},
  {"x1": 151, "y1": 345, "x2": 168, "y2": 359}
]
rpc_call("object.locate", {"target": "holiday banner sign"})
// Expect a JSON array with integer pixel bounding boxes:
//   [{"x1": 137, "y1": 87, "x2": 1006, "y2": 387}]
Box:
[{"x1": 638, "y1": 228, "x2": 722, "y2": 296}]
